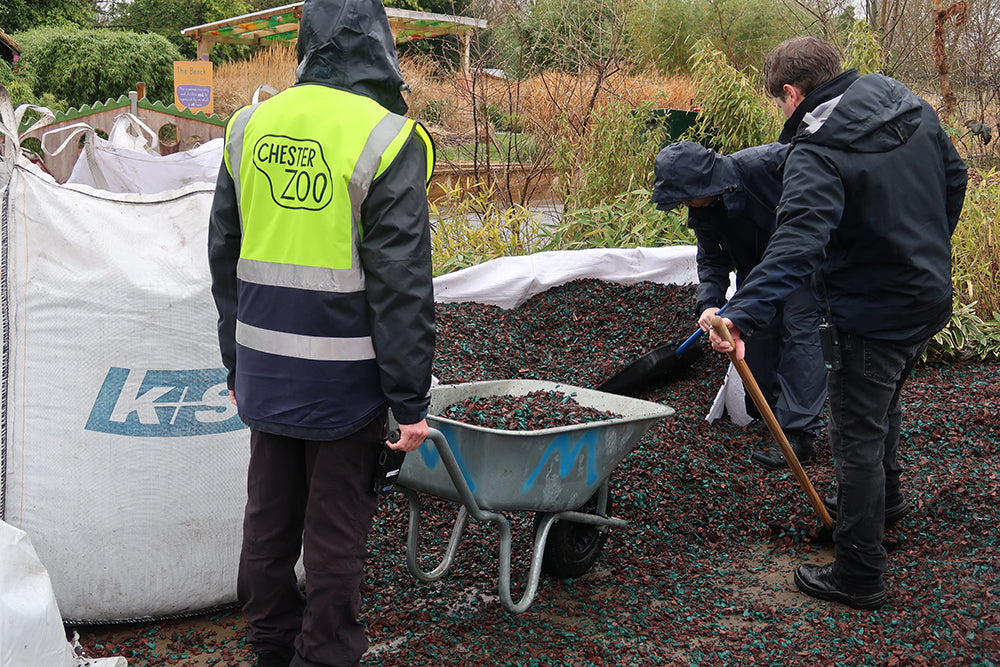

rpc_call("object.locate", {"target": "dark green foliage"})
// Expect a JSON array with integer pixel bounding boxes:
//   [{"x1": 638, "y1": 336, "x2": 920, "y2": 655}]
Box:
[
  {"x1": 0, "y1": 59, "x2": 33, "y2": 104},
  {"x1": 627, "y1": 0, "x2": 707, "y2": 73},
  {"x1": 385, "y1": 0, "x2": 474, "y2": 15},
  {"x1": 481, "y1": 102, "x2": 522, "y2": 133},
  {"x1": 103, "y1": 0, "x2": 256, "y2": 61},
  {"x1": 421, "y1": 98, "x2": 455, "y2": 126},
  {"x1": 0, "y1": 0, "x2": 95, "y2": 32},
  {"x1": 555, "y1": 99, "x2": 667, "y2": 213},
  {"x1": 0, "y1": 54, "x2": 68, "y2": 110},
  {"x1": 15, "y1": 26, "x2": 182, "y2": 108}
]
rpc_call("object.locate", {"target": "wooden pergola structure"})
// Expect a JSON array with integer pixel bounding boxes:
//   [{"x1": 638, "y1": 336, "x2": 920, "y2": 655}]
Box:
[{"x1": 181, "y1": 3, "x2": 487, "y2": 73}]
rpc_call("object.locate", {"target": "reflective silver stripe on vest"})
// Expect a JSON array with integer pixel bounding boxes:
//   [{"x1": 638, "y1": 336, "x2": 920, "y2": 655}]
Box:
[
  {"x1": 237, "y1": 257, "x2": 364, "y2": 293},
  {"x1": 236, "y1": 320, "x2": 376, "y2": 361},
  {"x1": 226, "y1": 105, "x2": 260, "y2": 230},
  {"x1": 347, "y1": 113, "x2": 409, "y2": 265}
]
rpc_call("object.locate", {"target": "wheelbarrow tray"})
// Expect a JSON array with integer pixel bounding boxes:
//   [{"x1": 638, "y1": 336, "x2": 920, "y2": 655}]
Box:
[{"x1": 399, "y1": 379, "x2": 674, "y2": 513}]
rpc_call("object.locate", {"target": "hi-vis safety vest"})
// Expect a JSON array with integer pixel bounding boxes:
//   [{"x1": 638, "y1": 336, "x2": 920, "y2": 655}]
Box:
[{"x1": 223, "y1": 83, "x2": 434, "y2": 435}]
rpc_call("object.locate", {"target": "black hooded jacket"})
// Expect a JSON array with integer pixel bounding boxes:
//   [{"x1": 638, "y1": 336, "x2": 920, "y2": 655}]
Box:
[
  {"x1": 295, "y1": 0, "x2": 408, "y2": 115},
  {"x1": 652, "y1": 141, "x2": 789, "y2": 316},
  {"x1": 208, "y1": 0, "x2": 435, "y2": 435},
  {"x1": 724, "y1": 70, "x2": 967, "y2": 343}
]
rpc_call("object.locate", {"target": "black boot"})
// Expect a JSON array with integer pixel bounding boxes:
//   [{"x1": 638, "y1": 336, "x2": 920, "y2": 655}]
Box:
[
  {"x1": 751, "y1": 430, "x2": 814, "y2": 470},
  {"x1": 255, "y1": 650, "x2": 293, "y2": 667},
  {"x1": 794, "y1": 562, "x2": 887, "y2": 610}
]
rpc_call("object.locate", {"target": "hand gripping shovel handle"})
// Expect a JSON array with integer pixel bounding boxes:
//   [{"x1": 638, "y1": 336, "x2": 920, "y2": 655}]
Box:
[
  {"x1": 711, "y1": 316, "x2": 834, "y2": 529},
  {"x1": 674, "y1": 304, "x2": 727, "y2": 357}
]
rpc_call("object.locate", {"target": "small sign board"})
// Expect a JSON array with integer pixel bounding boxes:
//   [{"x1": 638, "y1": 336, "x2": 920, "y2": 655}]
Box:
[{"x1": 174, "y1": 61, "x2": 214, "y2": 115}]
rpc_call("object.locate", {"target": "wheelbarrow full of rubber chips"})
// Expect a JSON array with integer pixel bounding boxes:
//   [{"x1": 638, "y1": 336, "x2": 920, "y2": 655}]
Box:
[{"x1": 394, "y1": 379, "x2": 674, "y2": 613}]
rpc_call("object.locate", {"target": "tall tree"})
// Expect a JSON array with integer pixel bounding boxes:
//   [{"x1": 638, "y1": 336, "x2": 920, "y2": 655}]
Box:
[
  {"x1": 103, "y1": 0, "x2": 256, "y2": 60},
  {"x1": 1, "y1": 0, "x2": 96, "y2": 32},
  {"x1": 932, "y1": 0, "x2": 967, "y2": 121}
]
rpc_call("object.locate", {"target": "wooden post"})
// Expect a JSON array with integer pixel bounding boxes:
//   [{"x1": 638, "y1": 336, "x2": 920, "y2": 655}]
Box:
[
  {"x1": 197, "y1": 35, "x2": 211, "y2": 61},
  {"x1": 460, "y1": 32, "x2": 471, "y2": 74}
]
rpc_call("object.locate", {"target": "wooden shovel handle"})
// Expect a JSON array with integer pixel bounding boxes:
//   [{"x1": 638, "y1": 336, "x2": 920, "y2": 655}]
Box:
[{"x1": 711, "y1": 316, "x2": 833, "y2": 529}]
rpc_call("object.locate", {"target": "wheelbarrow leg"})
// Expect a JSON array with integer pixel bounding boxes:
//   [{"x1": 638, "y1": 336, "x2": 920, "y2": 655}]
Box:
[
  {"x1": 405, "y1": 429, "x2": 558, "y2": 613},
  {"x1": 397, "y1": 485, "x2": 469, "y2": 582},
  {"x1": 496, "y1": 500, "x2": 626, "y2": 613},
  {"x1": 400, "y1": 429, "x2": 628, "y2": 614}
]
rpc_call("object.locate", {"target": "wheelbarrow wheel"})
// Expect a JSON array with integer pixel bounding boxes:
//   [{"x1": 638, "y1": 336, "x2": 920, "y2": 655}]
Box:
[{"x1": 534, "y1": 488, "x2": 612, "y2": 579}]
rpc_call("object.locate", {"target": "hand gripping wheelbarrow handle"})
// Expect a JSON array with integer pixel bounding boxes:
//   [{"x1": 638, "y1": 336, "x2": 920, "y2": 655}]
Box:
[{"x1": 710, "y1": 316, "x2": 834, "y2": 529}]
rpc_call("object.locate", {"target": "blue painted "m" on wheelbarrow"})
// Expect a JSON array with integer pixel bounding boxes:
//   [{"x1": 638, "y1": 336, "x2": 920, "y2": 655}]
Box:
[{"x1": 395, "y1": 379, "x2": 674, "y2": 613}]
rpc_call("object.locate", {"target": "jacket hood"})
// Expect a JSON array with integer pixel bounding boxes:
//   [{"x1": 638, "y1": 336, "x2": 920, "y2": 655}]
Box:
[
  {"x1": 652, "y1": 141, "x2": 739, "y2": 211},
  {"x1": 296, "y1": 0, "x2": 408, "y2": 115},
  {"x1": 782, "y1": 70, "x2": 924, "y2": 154}
]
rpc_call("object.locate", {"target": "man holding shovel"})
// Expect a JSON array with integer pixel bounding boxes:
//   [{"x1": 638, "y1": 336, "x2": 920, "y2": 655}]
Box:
[
  {"x1": 710, "y1": 36, "x2": 967, "y2": 609},
  {"x1": 653, "y1": 140, "x2": 827, "y2": 469}
]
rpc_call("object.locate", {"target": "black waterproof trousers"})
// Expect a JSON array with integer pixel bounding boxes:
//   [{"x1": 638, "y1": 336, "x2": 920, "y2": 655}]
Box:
[
  {"x1": 238, "y1": 414, "x2": 386, "y2": 667},
  {"x1": 743, "y1": 282, "x2": 827, "y2": 436},
  {"x1": 828, "y1": 333, "x2": 927, "y2": 589}
]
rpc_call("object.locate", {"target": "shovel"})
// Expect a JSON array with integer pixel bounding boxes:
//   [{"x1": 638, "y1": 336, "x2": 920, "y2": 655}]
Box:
[
  {"x1": 711, "y1": 315, "x2": 833, "y2": 529},
  {"x1": 597, "y1": 304, "x2": 726, "y2": 396}
]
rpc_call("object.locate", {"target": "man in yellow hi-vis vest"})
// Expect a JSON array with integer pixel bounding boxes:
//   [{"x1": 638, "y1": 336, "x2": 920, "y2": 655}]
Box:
[{"x1": 208, "y1": 1, "x2": 435, "y2": 665}]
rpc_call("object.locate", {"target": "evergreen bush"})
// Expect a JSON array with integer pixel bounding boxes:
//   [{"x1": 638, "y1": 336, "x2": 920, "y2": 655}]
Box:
[
  {"x1": 555, "y1": 99, "x2": 667, "y2": 213},
  {"x1": 681, "y1": 41, "x2": 782, "y2": 154},
  {"x1": 15, "y1": 25, "x2": 181, "y2": 109},
  {"x1": 0, "y1": 59, "x2": 67, "y2": 112}
]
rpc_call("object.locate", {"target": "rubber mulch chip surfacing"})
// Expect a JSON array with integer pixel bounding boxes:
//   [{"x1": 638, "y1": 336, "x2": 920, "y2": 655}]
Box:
[{"x1": 73, "y1": 280, "x2": 1000, "y2": 666}]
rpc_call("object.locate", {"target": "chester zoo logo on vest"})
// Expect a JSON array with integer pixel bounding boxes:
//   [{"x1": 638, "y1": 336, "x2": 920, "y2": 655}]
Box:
[
  {"x1": 85, "y1": 368, "x2": 245, "y2": 437},
  {"x1": 253, "y1": 135, "x2": 333, "y2": 211}
]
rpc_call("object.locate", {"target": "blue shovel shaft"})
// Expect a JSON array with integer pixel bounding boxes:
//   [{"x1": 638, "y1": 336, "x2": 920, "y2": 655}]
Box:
[{"x1": 675, "y1": 303, "x2": 727, "y2": 356}]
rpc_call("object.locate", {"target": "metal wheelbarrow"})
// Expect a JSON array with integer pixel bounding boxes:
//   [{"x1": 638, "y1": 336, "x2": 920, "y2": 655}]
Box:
[{"x1": 394, "y1": 379, "x2": 674, "y2": 613}]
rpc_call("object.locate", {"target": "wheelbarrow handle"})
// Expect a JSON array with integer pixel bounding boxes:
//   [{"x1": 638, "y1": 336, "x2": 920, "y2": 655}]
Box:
[
  {"x1": 710, "y1": 316, "x2": 833, "y2": 529},
  {"x1": 675, "y1": 303, "x2": 727, "y2": 356}
]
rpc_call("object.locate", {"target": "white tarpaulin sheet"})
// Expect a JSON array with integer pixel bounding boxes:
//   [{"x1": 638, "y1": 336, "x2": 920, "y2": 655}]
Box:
[{"x1": 432, "y1": 246, "x2": 699, "y2": 309}]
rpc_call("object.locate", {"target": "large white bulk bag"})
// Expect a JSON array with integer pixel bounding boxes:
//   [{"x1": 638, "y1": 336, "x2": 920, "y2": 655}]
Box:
[
  {"x1": 1, "y1": 162, "x2": 248, "y2": 622},
  {"x1": 63, "y1": 134, "x2": 224, "y2": 194},
  {"x1": 0, "y1": 520, "x2": 78, "y2": 666}
]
